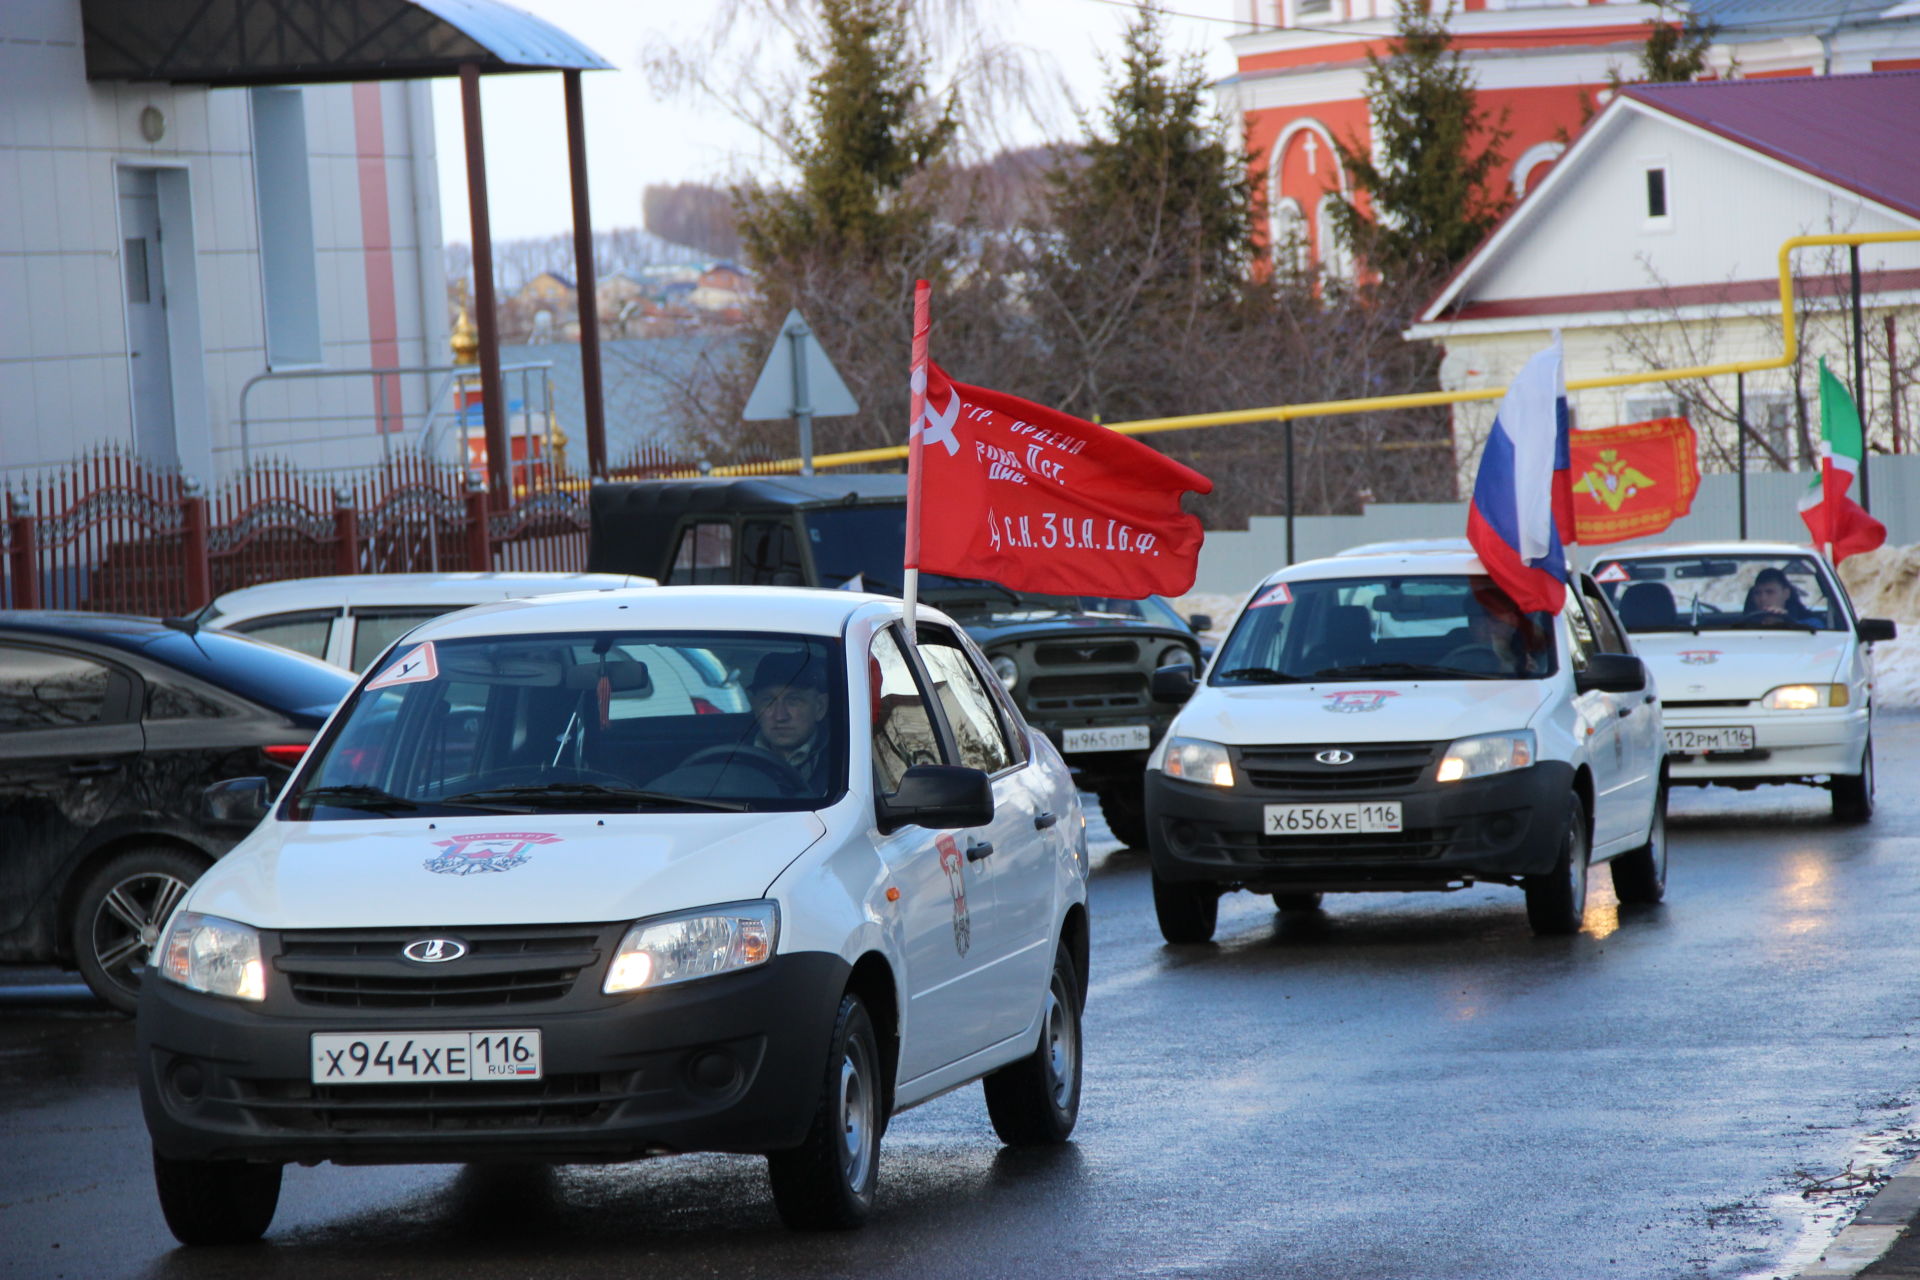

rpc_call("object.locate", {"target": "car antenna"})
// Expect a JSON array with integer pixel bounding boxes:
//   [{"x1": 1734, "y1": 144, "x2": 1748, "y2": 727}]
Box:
[
  {"x1": 1689, "y1": 592, "x2": 1702, "y2": 636},
  {"x1": 163, "y1": 615, "x2": 199, "y2": 635}
]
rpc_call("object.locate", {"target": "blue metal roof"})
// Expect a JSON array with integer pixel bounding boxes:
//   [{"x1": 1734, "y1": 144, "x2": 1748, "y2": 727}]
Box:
[
  {"x1": 1689, "y1": 1, "x2": 1920, "y2": 38},
  {"x1": 81, "y1": 0, "x2": 611, "y2": 87}
]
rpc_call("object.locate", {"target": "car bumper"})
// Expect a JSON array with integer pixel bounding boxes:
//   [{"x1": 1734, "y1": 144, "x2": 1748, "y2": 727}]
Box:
[
  {"x1": 1663, "y1": 706, "x2": 1868, "y2": 783},
  {"x1": 1143, "y1": 761, "x2": 1577, "y2": 892},
  {"x1": 137, "y1": 950, "x2": 850, "y2": 1166}
]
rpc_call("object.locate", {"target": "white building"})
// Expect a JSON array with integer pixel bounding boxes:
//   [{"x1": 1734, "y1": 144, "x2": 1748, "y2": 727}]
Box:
[
  {"x1": 0, "y1": 0, "x2": 605, "y2": 487},
  {"x1": 1408, "y1": 71, "x2": 1920, "y2": 483}
]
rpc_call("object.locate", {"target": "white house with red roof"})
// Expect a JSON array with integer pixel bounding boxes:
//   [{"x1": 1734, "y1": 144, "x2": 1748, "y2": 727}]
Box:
[
  {"x1": 1220, "y1": 1, "x2": 1920, "y2": 277},
  {"x1": 1406, "y1": 70, "x2": 1920, "y2": 482}
]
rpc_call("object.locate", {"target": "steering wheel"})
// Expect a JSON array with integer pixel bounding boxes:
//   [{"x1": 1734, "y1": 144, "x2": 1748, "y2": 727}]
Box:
[
  {"x1": 1741, "y1": 609, "x2": 1794, "y2": 628},
  {"x1": 675, "y1": 743, "x2": 810, "y2": 792},
  {"x1": 1439, "y1": 643, "x2": 1507, "y2": 674},
  {"x1": 464, "y1": 765, "x2": 637, "y2": 791}
]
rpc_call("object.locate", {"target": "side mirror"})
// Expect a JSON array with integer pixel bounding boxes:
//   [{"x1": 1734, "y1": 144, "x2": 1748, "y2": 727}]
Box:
[
  {"x1": 203, "y1": 776, "x2": 271, "y2": 829},
  {"x1": 1151, "y1": 663, "x2": 1198, "y2": 704},
  {"x1": 1186, "y1": 613, "x2": 1213, "y2": 632},
  {"x1": 1575, "y1": 653, "x2": 1647, "y2": 695},
  {"x1": 1858, "y1": 618, "x2": 1898, "y2": 644},
  {"x1": 877, "y1": 765, "x2": 994, "y2": 835}
]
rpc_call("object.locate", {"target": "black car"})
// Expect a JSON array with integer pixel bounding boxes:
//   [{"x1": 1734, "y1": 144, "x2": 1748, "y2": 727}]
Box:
[
  {"x1": 586, "y1": 475, "x2": 1206, "y2": 846},
  {"x1": 0, "y1": 613, "x2": 353, "y2": 1012}
]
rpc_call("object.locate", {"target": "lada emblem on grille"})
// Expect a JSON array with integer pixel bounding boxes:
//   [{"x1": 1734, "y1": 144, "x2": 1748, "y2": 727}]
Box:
[
  {"x1": 1315, "y1": 749, "x2": 1356, "y2": 765},
  {"x1": 402, "y1": 938, "x2": 467, "y2": 964}
]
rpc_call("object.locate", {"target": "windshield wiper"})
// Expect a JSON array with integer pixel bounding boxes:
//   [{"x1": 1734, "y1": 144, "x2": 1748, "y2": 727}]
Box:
[
  {"x1": 293, "y1": 785, "x2": 420, "y2": 813},
  {"x1": 442, "y1": 783, "x2": 749, "y2": 813},
  {"x1": 1216, "y1": 666, "x2": 1302, "y2": 684},
  {"x1": 1313, "y1": 661, "x2": 1507, "y2": 681}
]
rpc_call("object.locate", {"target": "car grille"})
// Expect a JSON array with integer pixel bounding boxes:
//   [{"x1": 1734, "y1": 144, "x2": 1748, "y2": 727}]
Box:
[
  {"x1": 1236, "y1": 742, "x2": 1441, "y2": 794},
  {"x1": 1207, "y1": 826, "x2": 1457, "y2": 863},
  {"x1": 1024, "y1": 672, "x2": 1150, "y2": 713},
  {"x1": 1033, "y1": 640, "x2": 1140, "y2": 666},
  {"x1": 276, "y1": 925, "x2": 613, "y2": 1009},
  {"x1": 235, "y1": 1073, "x2": 626, "y2": 1133}
]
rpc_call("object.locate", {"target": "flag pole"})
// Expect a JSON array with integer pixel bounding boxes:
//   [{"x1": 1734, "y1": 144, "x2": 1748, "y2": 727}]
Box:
[{"x1": 903, "y1": 280, "x2": 931, "y2": 645}]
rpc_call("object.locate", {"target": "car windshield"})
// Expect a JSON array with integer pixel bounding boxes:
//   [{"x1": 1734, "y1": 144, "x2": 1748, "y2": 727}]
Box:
[
  {"x1": 1211, "y1": 574, "x2": 1558, "y2": 683},
  {"x1": 1595, "y1": 554, "x2": 1844, "y2": 632},
  {"x1": 285, "y1": 630, "x2": 841, "y2": 820}
]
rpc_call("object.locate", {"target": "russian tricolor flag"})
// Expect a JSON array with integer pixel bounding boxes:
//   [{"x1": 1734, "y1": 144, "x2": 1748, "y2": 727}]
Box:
[{"x1": 1465, "y1": 338, "x2": 1574, "y2": 615}]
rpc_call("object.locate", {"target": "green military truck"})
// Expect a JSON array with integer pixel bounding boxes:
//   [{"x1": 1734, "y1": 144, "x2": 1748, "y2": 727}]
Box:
[{"x1": 585, "y1": 475, "x2": 1206, "y2": 847}]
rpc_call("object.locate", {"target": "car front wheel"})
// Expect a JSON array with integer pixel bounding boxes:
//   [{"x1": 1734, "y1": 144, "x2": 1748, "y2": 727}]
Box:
[
  {"x1": 983, "y1": 945, "x2": 1082, "y2": 1145},
  {"x1": 1523, "y1": 794, "x2": 1590, "y2": 936},
  {"x1": 767, "y1": 993, "x2": 881, "y2": 1230},
  {"x1": 1095, "y1": 784, "x2": 1149, "y2": 850},
  {"x1": 153, "y1": 1149, "x2": 282, "y2": 1245},
  {"x1": 1152, "y1": 872, "x2": 1219, "y2": 944},
  {"x1": 1832, "y1": 742, "x2": 1874, "y2": 823},
  {"x1": 72, "y1": 846, "x2": 205, "y2": 1015}
]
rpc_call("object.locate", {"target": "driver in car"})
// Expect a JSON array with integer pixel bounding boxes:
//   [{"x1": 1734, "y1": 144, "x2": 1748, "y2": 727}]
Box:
[
  {"x1": 1744, "y1": 567, "x2": 1817, "y2": 622},
  {"x1": 749, "y1": 653, "x2": 831, "y2": 790}
]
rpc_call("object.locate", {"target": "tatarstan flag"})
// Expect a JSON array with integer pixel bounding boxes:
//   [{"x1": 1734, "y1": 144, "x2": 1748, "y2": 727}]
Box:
[{"x1": 1798, "y1": 360, "x2": 1886, "y2": 565}]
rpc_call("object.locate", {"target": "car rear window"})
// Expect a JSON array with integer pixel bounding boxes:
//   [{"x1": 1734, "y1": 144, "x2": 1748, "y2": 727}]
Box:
[{"x1": 137, "y1": 629, "x2": 354, "y2": 716}]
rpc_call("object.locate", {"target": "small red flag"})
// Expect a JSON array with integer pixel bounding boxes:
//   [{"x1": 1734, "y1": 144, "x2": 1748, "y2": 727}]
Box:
[{"x1": 912, "y1": 362, "x2": 1212, "y2": 599}]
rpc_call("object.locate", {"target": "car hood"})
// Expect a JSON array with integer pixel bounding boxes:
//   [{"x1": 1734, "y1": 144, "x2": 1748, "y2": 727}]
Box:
[
  {"x1": 184, "y1": 811, "x2": 828, "y2": 930},
  {"x1": 1632, "y1": 631, "x2": 1848, "y2": 701},
  {"x1": 1177, "y1": 679, "x2": 1557, "y2": 746},
  {"x1": 941, "y1": 611, "x2": 1194, "y2": 647}
]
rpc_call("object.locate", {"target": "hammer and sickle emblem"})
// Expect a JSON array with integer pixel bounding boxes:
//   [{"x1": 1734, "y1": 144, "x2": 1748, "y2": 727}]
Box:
[{"x1": 910, "y1": 367, "x2": 960, "y2": 457}]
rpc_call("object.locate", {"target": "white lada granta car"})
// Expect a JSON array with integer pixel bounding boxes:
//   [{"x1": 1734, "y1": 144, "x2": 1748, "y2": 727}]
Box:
[
  {"x1": 136, "y1": 587, "x2": 1089, "y2": 1242},
  {"x1": 1143, "y1": 548, "x2": 1668, "y2": 942},
  {"x1": 1589, "y1": 541, "x2": 1897, "y2": 821}
]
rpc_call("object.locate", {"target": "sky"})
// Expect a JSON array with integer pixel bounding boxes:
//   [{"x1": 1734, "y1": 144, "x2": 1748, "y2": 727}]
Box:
[{"x1": 430, "y1": 0, "x2": 1242, "y2": 244}]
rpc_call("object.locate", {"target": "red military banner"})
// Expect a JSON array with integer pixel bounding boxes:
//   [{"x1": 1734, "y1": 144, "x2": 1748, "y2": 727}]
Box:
[
  {"x1": 910, "y1": 361, "x2": 1213, "y2": 598},
  {"x1": 1566, "y1": 416, "x2": 1700, "y2": 545}
]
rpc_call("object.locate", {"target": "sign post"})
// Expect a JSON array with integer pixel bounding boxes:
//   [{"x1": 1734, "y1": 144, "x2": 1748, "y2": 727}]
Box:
[{"x1": 743, "y1": 310, "x2": 859, "y2": 474}]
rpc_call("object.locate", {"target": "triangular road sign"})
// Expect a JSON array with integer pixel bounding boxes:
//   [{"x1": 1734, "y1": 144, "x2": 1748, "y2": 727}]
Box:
[{"x1": 743, "y1": 310, "x2": 860, "y2": 421}]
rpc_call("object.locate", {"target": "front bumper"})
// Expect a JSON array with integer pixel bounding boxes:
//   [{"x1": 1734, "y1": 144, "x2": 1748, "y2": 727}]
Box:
[
  {"x1": 137, "y1": 938, "x2": 850, "y2": 1166},
  {"x1": 1145, "y1": 757, "x2": 1576, "y2": 892},
  {"x1": 1663, "y1": 705, "x2": 1868, "y2": 784}
]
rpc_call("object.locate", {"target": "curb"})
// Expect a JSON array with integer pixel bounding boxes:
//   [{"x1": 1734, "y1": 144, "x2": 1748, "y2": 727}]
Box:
[{"x1": 1801, "y1": 1159, "x2": 1920, "y2": 1278}]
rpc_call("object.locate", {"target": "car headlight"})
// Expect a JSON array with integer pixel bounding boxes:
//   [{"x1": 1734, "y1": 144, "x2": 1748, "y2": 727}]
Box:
[
  {"x1": 1160, "y1": 736, "x2": 1235, "y2": 787},
  {"x1": 156, "y1": 912, "x2": 266, "y2": 1002},
  {"x1": 604, "y1": 901, "x2": 779, "y2": 994},
  {"x1": 1156, "y1": 645, "x2": 1194, "y2": 671},
  {"x1": 1763, "y1": 684, "x2": 1848, "y2": 710},
  {"x1": 990, "y1": 654, "x2": 1019, "y2": 691},
  {"x1": 1436, "y1": 730, "x2": 1535, "y2": 783}
]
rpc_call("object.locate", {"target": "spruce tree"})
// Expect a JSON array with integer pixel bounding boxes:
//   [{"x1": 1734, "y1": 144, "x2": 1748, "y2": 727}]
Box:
[{"x1": 1329, "y1": 0, "x2": 1511, "y2": 282}]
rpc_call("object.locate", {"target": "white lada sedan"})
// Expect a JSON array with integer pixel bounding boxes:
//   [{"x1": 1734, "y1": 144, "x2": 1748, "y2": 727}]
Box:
[
  {"x1": 1590, "y1": 541, "x2": 1896, "y2": 821},
  {"x1": 136, "y1": 588, "x2": 1089, "y2": 1242}
]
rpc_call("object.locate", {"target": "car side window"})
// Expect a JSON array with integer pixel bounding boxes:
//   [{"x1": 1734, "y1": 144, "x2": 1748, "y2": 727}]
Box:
[
  {"x1": 146, "y1": 678, "x2": 235, "y2": 721},
  {"x1": 666, "y1": 520, "x2": 734, "y2": 586},
  {"x1": 0, "y1": 645, "x2": 123, "y2": 731},
  {"x1": 1579, "y1": 579, "x2": 1629, "y2": 653},
  {"x1": 1565, "y1": 595, "x2": 1598, "y2": 672},
  {"x1": 917, "y1": 632, "x2": 1016, "y2": 775},
  {"x1": 869, "y1": 627, "x2": 945, "y2": 794},
  {"x1": 229, "y1": 609, "x2": 336, "y2": 661},
  {"x1": 742, "y1": 520, "x2": 805, "y2": 586},
  {"x1": 350, "y1": 608, "x2": 446, "y2": 673}
]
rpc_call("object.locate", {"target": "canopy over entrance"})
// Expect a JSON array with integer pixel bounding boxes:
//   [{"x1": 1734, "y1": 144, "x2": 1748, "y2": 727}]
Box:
[
  {"x1": 81, "y1": 0, "x2": 615, "y2": 495},
  {"x1": 79, "y1": 0, "x2": 610, "y2": 85}
]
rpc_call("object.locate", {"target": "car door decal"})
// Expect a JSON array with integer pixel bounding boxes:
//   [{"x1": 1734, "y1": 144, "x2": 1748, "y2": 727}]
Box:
[{"x1": 936, "y1": 833, "x2": 971, "y2": 957}]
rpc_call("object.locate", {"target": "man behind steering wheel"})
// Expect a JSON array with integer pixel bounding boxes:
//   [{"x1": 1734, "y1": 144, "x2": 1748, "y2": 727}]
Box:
[{"x1": 748, "y1": 653, "x2": 832, "y2": 791}]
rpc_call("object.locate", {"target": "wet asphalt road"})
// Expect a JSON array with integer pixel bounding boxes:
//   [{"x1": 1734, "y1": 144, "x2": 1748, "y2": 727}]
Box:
[{"x1": 10, "y1": 717, "x2": 1920, "y2": 1279}]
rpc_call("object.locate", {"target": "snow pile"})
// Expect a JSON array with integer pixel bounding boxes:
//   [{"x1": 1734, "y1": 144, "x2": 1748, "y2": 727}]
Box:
[
  {"x1": 1837, "y1": 546, "x2": 1920, "y2": 709},
  {"x1": 1173, "y1": 546, "x2": 1920, "y2": 709}
]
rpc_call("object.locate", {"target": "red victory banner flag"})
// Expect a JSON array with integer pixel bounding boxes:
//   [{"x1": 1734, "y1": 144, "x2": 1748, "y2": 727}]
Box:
[
  {"x1": 1565, "y1": 416, "x2": 1701, "y2": 545},
  {"x1": 904, "y1": 287, "x2": 1212, "y2": 600}
]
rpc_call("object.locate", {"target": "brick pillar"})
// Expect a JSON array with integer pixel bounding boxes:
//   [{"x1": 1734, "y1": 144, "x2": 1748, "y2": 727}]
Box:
[
  {"x1": 7, "y1": 490, "x2": 37, "y2": 611},
  {"x1": 333, "y1": 488, "x2": 361, "y2": 576},
  {"x1": 464, "y1": 481, "x2": 492, "y2": 571},
  {"x1": 181, "y1": 485, "x2": 212, "y2": 613}
]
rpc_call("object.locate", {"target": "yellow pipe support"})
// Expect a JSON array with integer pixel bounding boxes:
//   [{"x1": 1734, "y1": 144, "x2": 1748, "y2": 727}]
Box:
[{"x1": 701, "y1": 230, "x2": 1920, "y2": 477}]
